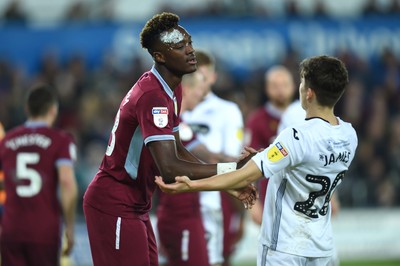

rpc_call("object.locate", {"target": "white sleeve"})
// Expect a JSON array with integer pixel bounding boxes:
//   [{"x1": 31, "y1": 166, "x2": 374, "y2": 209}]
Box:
[
  {"x1": 252, "y1": 127, "x2": 306, "y2": 177},
  {"x1": 222, "y1": 104, "x2": 244, "y2": 157}
]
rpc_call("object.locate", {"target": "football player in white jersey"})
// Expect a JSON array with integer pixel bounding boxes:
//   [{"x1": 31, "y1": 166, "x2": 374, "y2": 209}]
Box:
[
  {"x1": 182, "y1": 50, "x2": 244, "y2": 266},
  {"x1": 156, "y1": 55, "x2": 358, "y2": 266}
]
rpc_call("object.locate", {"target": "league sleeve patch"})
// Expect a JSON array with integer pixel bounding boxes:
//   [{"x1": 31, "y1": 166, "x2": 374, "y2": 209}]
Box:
[
  {"x1": 152, "y1": 107, "x2": 169, "y2": 128},
  {"x1": 267, "y1": 142, "x2": 288, "y2": 162}
]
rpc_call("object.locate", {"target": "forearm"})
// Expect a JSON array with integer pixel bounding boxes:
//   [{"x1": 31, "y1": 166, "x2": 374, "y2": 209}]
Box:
[
  {"x1": 58, "y1": 166, "x2": 78, "y2": 230},
  {"x1": 159, "y1": 158, "x2": 217, "y2": 183},
  {"x1": 193, "y1": 173, "x2": 248, "y2": 191},
  {"x1": 61, "y1": 183, "x2": 78, "y2": 230},
  {"x1": 190, "y1": 162, "x2": 260, "y2": 191},
  {"x1": 177, "y1": 144, "x2": 204, "y2": 163}
]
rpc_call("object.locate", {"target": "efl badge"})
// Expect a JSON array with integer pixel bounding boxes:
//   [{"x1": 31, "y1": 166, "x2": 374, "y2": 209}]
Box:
[
  {"x1": 267, "y1": 142, "x2": 288, "y2": 162},
  {"x1": 152, "y1": 107, "x2": 169, "y2": 128}
]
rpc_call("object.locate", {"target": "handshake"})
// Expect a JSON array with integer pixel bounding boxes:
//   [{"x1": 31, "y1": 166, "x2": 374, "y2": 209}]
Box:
[{"x1": 155, "y1": 146, "x2": 261, "y2": 209}]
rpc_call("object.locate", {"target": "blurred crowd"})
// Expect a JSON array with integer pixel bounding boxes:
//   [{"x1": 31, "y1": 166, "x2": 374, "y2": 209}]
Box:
[
  {"x1": 0, "y1": 0, "x2": 399, "y2": 211},
  {"x1": 1, "y1": 0, "x2": 400, "y2": 24}
]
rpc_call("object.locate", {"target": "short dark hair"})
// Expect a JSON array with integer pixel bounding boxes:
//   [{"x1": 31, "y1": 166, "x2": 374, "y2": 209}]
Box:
[
  {"x1": 140, "y1": 12, "x2": 180, "y2": 54},
  {"x1": 300, "y1": 55, "x2": 349, "y2": 107},
  {"x1": 26, "y1": 86, "x2": 57, "y2": 117},
  {"x1": 195, "y1": 49, "x2": 215, "y2": 68}
]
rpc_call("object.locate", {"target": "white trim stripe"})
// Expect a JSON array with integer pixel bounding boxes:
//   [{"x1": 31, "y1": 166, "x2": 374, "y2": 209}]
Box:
[
  {"x1": 115, "y1": 217, "x2": 121, "y2": 250},
  {"x1": 181, "y1": 229, "x2": 189, "y2": 261},
  {"x1": 144, "y1": 135, "x2": 175, "y2": 145},
  {"x1": 150, "y1": 66, "x2": 174, "y2": 99}
]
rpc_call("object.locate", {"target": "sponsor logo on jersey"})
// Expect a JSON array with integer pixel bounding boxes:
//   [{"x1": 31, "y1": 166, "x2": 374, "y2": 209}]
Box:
[
  {"x1": 267, "y1": 142, "x2": 288, "y2": 162},
  {"x1": 152, "y1": 107, "x2": 169, "y2": 128},
  {"x1": 152, "y1": 108, "x2": 168, "y2": 115}
]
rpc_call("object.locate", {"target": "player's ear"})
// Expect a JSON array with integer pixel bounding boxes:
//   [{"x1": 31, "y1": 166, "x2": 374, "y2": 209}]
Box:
[
  {"x1": 306, "y1": 88, "x2": 314, "y2": 101},
  {"x1": 153, "y1": 51, "x2": 166, "y2": 64}
]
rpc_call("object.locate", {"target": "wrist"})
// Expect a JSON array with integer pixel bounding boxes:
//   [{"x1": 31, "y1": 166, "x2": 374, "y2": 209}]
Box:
[{"x1": 217, "y1": 162, "x2": 237, "y2": 175}]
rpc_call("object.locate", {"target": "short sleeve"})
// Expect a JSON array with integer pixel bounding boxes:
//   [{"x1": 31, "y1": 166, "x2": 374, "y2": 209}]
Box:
[
  {"x1": 55, "y1": 133, "x2": 76, "y2": 167},
  {"x1": 136, "y1": 90, "x2": 176, "y2": 145},
  {"x1": 252, "y1": 126, "x2": 306, "y2": 177}
]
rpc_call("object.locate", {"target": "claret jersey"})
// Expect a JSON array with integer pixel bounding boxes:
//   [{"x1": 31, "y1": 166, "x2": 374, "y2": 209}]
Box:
[
  {"x1": 0, "y1": 121, "x2": 76, "y2": 244},
  {"x1": 84, "y1": 66, "x2": 182, "y2": 218},
  {"x1": 252, "y1": 117, "x2": 358, "y2": 257}
]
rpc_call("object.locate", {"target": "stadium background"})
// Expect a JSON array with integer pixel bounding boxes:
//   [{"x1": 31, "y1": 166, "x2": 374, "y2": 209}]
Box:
[{"x1": 0, "y1": 0, "x2": 399, "y2": 265}]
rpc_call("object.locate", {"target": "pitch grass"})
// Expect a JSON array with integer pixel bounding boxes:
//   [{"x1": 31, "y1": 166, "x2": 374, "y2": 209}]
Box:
[{"x1": 234, "y1": 261, "x2": 400, "y2": 266}]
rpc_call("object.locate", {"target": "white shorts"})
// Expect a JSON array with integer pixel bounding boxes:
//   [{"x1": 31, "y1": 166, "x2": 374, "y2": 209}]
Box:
[
  {"x1": 257, "y1": 244, "x2": 336, "y2": 266},
  {"x1": 201, "y1": 207, "x2": 224, "y2": 265}
]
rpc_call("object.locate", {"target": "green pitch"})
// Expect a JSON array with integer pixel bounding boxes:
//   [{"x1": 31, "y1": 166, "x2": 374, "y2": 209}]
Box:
[
  {"x1": 340, "y1": 262, "x2": 400, "y2": 266},
  {"x1": 235, "y1": 261, "x2": 400, "y2": 266}
]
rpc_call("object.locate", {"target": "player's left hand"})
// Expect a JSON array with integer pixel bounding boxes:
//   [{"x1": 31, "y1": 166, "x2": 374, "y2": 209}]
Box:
[
  {"x1": 227, "y1": 184, "x2": 258, "y2": 209},
  {"x1": 237, "y1": 146, "x2": 259, "y2": 169},
  {"x1": 62, "y1": 227, "x2": 75, "y2": 256},
  {"x1": 155, "y1": 175, "x2": 191, "y2": 193}
]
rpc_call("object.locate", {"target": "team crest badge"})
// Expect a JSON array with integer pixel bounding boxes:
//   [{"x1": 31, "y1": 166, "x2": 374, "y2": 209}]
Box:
[
  {"x1": 267, "y1": 142, "x2": 288, "y2": 162},
  {"x1": 152, "y1": 107, "x2": 169, "y2": 128}
]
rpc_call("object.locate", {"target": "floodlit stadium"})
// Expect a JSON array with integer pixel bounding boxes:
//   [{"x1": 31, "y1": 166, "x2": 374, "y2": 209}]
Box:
[{"x1": 0, "y1": 0, "x2": 399, "y2": 265}]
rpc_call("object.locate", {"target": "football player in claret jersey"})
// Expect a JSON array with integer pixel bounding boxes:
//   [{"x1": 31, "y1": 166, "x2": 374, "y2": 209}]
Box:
[
  {"x1": 83, "y1": 12, "x2": 256, "y2": 266},
  {"x1": 0, "y1": 86, "x2": 78, "y2": 266},
  {"x1": 156, "y1": 55, "x2": 358, "y2": 266}
]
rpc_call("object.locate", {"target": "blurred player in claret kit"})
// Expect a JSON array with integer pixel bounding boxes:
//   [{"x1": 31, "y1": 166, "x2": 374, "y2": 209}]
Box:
[
  {"x1": 156, "y1": 55, "x2": 358, "y2": 266},
  {"x1": 156, "y1": 71, "x2": 209, "y2": 266},
  {"x1": 245, "y1": 66, "x2": 296, "y2": 225},
  {"x1": 0, "y1": 86, "x2": 78, "y2": 266},
  {"x1": 83, "y1": 12, "x2": 256, "y2": 266}
]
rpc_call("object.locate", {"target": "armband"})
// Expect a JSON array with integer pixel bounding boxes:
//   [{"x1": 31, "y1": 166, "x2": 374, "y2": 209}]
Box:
[{"x1": 217, "y1": 162, "x2": 237, "y2": 175}]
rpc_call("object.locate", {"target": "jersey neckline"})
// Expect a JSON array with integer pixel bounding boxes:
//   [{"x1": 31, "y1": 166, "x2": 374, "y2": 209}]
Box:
[{"x1": 305, "y1": 116, "x2": 332, "y2": 124}]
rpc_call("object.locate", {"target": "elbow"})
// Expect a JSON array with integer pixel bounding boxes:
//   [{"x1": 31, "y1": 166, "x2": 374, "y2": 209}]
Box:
[{"x1": 158, "y1": 164, "x2": 178, "y2": 184}]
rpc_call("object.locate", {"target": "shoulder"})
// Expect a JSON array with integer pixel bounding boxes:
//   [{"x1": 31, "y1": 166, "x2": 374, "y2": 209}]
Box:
[
  {"x1": 246, "y1": 107, "x2": 267, "y2": 123},
  {"x1": 214, "y1": 95, "x2": 238, "y2": 108},
  {"x1": 133, "y1": 71, "x2": 164, "y2": 97},
  {"x1": 338, "y1": 118, "x2": 358, "y2": 141},
  {"x1": 278, "y1": 121, "x2": 313, "y2": 150},
  {"x1": 48, "y1": 128, "x2": 75, "y2": 144}
]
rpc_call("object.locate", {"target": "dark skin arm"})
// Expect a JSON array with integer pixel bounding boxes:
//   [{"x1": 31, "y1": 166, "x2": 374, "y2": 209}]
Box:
[
  {"x1": 148, "y1": 132, "x2": 258, "y2": 207},
  {"x1": 173, "y1": 131, "x2": 203, "y2": 163},
  {"x1": 148, "y1": 139, "x2": 216, "y2": 184},
  {"x1": 148, "y1": 131, "x2": 257, "y2": 184}
]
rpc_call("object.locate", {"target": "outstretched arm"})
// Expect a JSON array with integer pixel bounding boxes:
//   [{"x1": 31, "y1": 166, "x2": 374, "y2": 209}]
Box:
[
  {"x1": 148, "y1": 132, "x2": 256, "y2": 184},
  {"x1": 155, "y1": 159, "x2": 262, "y2": 192},
  {"x1": 148, "y1": 140, "x2": 216, "y2": 183}
]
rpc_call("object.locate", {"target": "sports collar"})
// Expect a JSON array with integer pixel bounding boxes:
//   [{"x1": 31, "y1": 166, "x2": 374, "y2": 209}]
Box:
[
  {"x1": 25, "y1": 121, "x2": 49, "y2": 128},
  {"x1": 150, "y1": 66, "x2": 174, "y2": 100},
  {"x1": 305, "y1": 117, "x2": 330, "y2": 124}
]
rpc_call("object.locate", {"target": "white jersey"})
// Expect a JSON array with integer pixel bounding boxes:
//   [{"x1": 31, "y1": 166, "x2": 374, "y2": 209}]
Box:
[
  {"x1": 182, "y1": 92, "x2": 244, "y2": 209},
  {"x1": 277, "y1": 100, "x2": 306, "y2": 134},
  {"x1": 252, "y1": 117, "x2": 358, "y2": 257}
]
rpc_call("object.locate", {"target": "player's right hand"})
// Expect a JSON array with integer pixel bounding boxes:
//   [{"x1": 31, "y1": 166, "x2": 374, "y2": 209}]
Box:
[{"x1": 155, "y1": 175, "x2": 192, "y2": 194}]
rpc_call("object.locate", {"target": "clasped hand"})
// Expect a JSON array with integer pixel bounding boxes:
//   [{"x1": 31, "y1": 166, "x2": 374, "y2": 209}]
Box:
[{"x1": 155, "y1": 176, "x2": 258, "y2": 209}]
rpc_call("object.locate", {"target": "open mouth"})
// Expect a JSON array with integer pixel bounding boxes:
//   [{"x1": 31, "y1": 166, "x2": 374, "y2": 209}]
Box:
[{"x1": 188, "y1": 57, "x2": 197, "y2": 65}]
